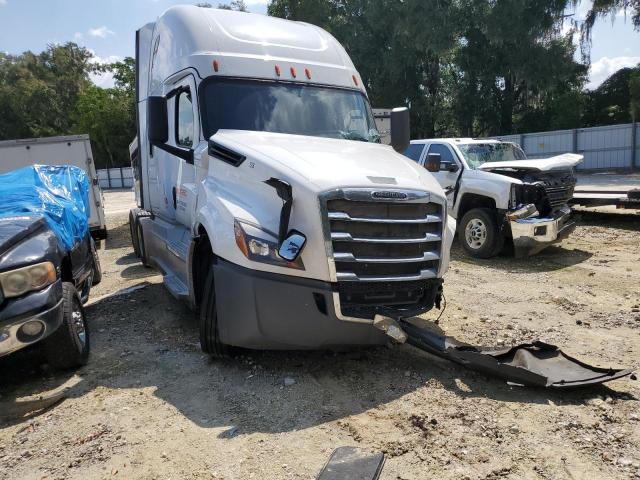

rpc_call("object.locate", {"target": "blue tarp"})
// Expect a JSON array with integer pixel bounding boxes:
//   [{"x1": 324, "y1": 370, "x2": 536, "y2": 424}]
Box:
[{"x1": 0, "y1": 165, "x2": 90, "y2": 251}]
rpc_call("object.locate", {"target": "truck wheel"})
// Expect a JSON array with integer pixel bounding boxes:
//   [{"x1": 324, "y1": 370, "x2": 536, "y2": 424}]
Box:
[
  {"x1": 43, "y1": 283, "x2": 89, "y2": 369},
  {"x1": 136, "y1": 221, "x2": 151, "y2": 267},
  {"x1": 90, "y1": 238, "x2": 102, "y2": 286},
  {"x1": 129, "y1": 209, "x2": 141, "y2": 258},
  {"x1": 458, "y1": 208, "x2": 504, "y2": 259},
  {"x1": 199, "y1": 264, "x2": 229, "y2": 358}
]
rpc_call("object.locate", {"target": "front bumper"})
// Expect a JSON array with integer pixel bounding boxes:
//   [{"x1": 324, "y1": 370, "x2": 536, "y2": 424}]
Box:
[
  {"x1": 509, "y1": 205, "x2": 575, "y2": 257},
  {"x1": 0, "y1": 281, "x2": 64, "y2": 357},
  {"x1": 213, "y1": 259, "x2": 398, "y2": 349}
]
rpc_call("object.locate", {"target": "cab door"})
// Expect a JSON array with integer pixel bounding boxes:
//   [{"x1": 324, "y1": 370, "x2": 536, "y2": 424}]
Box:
[
  {"x1": 421, "y1": 143, "x2": 461, "y2": 210},
  {"x1": 172, "y1": 75, "x2": 200, "y2": 228}
]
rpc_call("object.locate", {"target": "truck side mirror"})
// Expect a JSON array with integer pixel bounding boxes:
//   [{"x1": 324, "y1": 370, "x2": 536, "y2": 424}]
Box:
[
  {"x1": 425, "y1": 153, "x2": 441, "y2": 172},
  {"x1": 148, "y1": 96, "x2": 168, "y2": 144},
  {"x1": 441, "y1": 161, "x2": 459, "y2": 173},
  {"x1": 390, "y1": 107, "x2": 410, "y2": 153}
]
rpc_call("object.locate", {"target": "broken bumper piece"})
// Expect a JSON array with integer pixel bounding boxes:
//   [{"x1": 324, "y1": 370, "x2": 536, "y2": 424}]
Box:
[
  {"x1": 400, "y1": 320, "x2": 634, "y2": 388},
  {"x1": 509, "y1": 205, "x2": 576, "y2": 256}
]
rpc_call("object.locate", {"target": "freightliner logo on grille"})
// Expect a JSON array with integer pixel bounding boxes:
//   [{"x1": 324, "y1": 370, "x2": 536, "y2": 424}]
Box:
[{"x1": 371, "y1": 190, "x2": 408, "y2": 200}]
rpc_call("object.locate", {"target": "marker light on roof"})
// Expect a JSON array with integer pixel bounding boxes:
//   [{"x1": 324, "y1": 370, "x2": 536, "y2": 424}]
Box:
[
  {"x1": 305, "y1": 68, "x2": 311, "y2": 79},
  {"x1": 213, "y1": 60, "x2": 219, "y2": 72},
  {"x1": 290, "y1": 67, "x2": 297, "y2": 78},
  {"x1": 352, "y1": 74, "x2": 358, "y2": 86},
  {"x1": 275, "y1": 65, "x2": 281, "y2": 76}
]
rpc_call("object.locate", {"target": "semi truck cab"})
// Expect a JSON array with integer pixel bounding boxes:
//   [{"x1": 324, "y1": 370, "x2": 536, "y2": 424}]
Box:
[{"x1": 130, "y1": 6, "x2": 455, "y2": 354}]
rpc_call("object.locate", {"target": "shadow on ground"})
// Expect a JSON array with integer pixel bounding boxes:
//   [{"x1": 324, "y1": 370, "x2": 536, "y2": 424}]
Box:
[
  {"x1": 100, "y1": 221, "x2": 132, "y2": 251},
  {"x1": 1, "y1": 283, "x2": 633, "y2": 433},
  {"x1": 451, "y1": 241, "x2": 593, "y2": 273}
]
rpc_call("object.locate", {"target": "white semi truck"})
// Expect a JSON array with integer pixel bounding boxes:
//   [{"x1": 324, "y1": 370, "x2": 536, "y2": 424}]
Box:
[
  {"x1": 129, "y1": 6, "x2": 455, "y2": 354},
  {"x1": 126, "y1": 6, "x2": 633, "y2": 389}
]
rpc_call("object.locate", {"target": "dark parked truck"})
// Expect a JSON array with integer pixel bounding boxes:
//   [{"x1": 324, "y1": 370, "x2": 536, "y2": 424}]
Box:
[{"x1": 0, "y1": 166, "x2": 101, "y2": 369}]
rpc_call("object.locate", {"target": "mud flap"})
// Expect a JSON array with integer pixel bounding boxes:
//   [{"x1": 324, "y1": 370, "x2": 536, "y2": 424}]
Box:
[{"x1": 400, "y1": 320, "x2": 634, "y2": 388}]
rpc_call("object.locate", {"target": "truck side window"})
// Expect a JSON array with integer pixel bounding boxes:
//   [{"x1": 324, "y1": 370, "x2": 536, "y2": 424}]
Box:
[
  {"x1": 403, "y1": 144, "x2": 425, "y2": 163},
  {"x1": 176, "y1": 91, "x2": 194, "y2": 148},
  {"x1": 427, "y1": 144, "x2": 455, "y2": 164}
]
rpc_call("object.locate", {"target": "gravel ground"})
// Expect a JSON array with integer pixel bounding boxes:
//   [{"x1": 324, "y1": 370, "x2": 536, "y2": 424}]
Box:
[{"x1": 0, "y1": 192, "x2": 639, "y2": 480}]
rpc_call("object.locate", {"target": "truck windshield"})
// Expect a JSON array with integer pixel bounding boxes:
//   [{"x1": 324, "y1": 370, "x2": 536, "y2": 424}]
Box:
[
  {"x1": 200, "y1": 78, "x2": 380, "y2": 143},
  {"x1": 458, "y1": 143, "x2": 527, "y2": 169}
]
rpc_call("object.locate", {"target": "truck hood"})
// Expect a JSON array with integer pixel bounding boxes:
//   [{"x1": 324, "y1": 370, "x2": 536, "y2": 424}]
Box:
[
  {"x1": 213, "y1": 130, "x2": 444, "y2": 196},
  {"x1": 0, "y1": 216, "x2": 47, "y2": 257},
  {"x1": 478, "y1": 153, "x2": 583, "y2": 173}
]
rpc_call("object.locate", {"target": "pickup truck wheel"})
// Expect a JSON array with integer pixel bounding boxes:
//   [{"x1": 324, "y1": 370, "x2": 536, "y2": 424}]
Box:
[
  {"x1": 199, "y1": 264, "x2": 229, "y2": 358},
  {"x1": 43, "y1": 282, "x2": 89, "y2": 369},
  {"x1": 458, "y1": 208, "x2": 504, "y2": 259}
]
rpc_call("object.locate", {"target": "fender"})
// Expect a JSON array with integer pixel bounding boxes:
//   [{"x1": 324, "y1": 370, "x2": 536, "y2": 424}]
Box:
[{"x1": 453, "y1": 170, "x2": 519, "y2": 218}]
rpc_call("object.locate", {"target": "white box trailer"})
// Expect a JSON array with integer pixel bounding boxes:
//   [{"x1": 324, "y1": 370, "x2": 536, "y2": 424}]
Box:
[
  {"x1": 0, "y1": 134, "x2": 107, "y2": 238},
  {"x1": 372, "y1": 108, "x2": 392, "y2": 145}
]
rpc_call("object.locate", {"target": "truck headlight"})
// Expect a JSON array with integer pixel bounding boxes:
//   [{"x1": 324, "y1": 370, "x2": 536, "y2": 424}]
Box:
[
  {"x1": 234, "y1": 220, "x2": 304, "y2": 270},
  {"x1": 0, "y1": 261, "x2": 56, "y2": 298}
]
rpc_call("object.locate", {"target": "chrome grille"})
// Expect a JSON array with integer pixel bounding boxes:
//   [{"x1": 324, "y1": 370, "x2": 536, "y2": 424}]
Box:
[
  {"x1": 321, "y1": 190, "x2": 444, "y2": 320},
  {"x1": 322, "y1": 190, "x2": 444, "y2": 281},
  {"x1": 541, "y1": 171, "x2": 576, "y2": 211}
]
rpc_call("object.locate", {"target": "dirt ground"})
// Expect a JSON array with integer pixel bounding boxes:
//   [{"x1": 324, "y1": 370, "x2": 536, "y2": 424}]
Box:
[{"x1": 1, "y1": 191, "x2": 639, "y2": 480}]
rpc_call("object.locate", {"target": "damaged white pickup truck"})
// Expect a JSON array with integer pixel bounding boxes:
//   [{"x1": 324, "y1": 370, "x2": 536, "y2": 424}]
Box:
[{"x1": 404, "y1": 139, "x2": 582, "y2": 258}]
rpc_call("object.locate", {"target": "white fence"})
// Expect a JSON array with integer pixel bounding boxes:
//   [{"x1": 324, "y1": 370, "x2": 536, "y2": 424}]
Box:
[
  {"x1": 492, "y1": 122, "x2": 639, "y2": 171},
  {"x1": 97, "y1": 167, "x2": 134, "y2": 189}
]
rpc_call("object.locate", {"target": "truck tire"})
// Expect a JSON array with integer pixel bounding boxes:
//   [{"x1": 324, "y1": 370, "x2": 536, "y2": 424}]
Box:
[
  {"x1": 199, "y1": 264, "x2": 229, "y2": 357},
  {"x1": 136, "y1": 220, "x2": 151, "y2": 267},
  {"x1": 90, "y1": 237, "x2": 102, "y2": 286},
  {"x1": 43, "y1": 282, "x2": 89, "y2": 369},
  {"x1": 129, "y1": 209, "x2": 142, "y2": 258},
  {"x1": 458, "y1": 208, "x2": 504, "y2": 259}
]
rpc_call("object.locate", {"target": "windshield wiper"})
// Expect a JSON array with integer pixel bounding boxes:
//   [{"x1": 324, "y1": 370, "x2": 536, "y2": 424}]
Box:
[{"x1": 339, "y1": 131, "x2": 375, "y2": 143}]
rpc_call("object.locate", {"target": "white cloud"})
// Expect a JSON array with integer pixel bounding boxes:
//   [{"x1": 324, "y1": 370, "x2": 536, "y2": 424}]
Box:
[
  {"x1": 0, "y1": 0, "x2": 7, "y2": 6},
  {"x1": 88, "y1": 26, "x2": 115, "y2": 38},
  {"x1": 588, "y1": 56, "x2": 640, "y2": 89},
  {"x1": 88, "y1": 52, "x2": 122, "y2": 88},
  {"x1": 74, "y1": 32, "x2": 83, "y2": 41},
  {"x1": 244, "y1": 0, "x2": 269, "y2": 4}
]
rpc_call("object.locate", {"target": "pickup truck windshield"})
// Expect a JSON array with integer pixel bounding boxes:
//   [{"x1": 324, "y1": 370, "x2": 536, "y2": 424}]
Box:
[
  {"x1": 458, "y1": 143, "x2": 526, "y2": 169},
  {"x1": 200, "y1": 79, "x2": 380, "y2": 143}
]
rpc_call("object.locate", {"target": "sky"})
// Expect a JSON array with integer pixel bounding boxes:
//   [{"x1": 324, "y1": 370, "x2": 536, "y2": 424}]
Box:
[{"x1": 0, "y1": 0, "x2": 638, "y2": 90}]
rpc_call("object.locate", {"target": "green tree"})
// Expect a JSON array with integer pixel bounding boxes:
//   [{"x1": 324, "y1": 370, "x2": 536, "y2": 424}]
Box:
[
  {"x1": 581, "y1": 1, "x2": 640, "y2": 40},
  {"x1": 72, "y1": 58, "x2": 136, "y2": 168},
  {"x1": 630, "y1": 71, "x2": 640, "y2": 121},
  {"x1": 269, "y1": 0, "x2": 586, "y2": 137},
  {"x1": 583, "y1": 64, "x2": 640, "y2": 126},
  {"x1": 269, "y1": 0, "x2": 459, "y2": 137},
  {"x1": 0, "y1": 43, "x2": 92, "y2": 140}
]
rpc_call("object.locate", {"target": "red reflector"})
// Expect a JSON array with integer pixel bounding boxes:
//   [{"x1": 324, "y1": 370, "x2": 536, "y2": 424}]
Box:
[
  {"x1": 352, "y1": 74, "x2": 358, "y2": 86},
  {"x1": 213, "y1": 60, "x2": 219, "y2": 72},
  {"x1": 290, "y1": 67, "x2": 297, "y2": 78},
  {"x1": 275, "y1": 64, "x2": 281, "y2": 76},
  {"x1": 305, "y1": 68, "x2": 311, "y2": 79}
]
